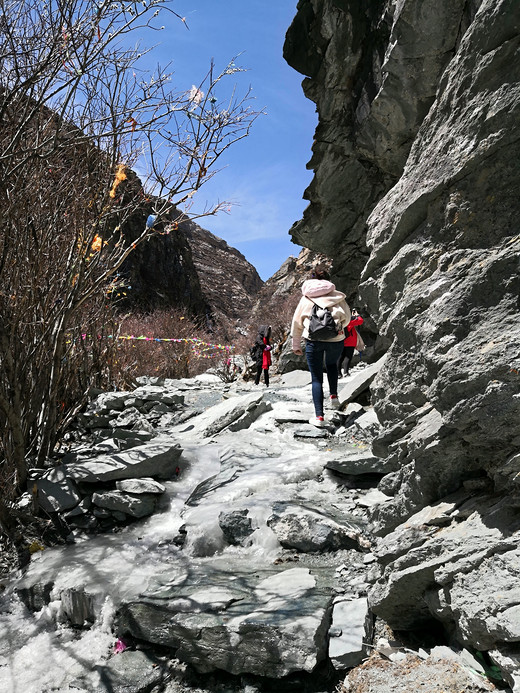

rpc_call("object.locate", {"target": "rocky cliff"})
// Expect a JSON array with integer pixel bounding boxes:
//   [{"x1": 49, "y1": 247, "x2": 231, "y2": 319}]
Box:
[
  {"x1": 118, "y1": 202, "x2": 263, "y2": 328},
  {"x1": 248, "y1": 247, "x2": 327, "y2": 329},
  {"x1": 285, "y1": 0, "x2": 520, "y2": 679},
  {"x1": 180, "y1": 216, "x2": 264, "y2": 326}
]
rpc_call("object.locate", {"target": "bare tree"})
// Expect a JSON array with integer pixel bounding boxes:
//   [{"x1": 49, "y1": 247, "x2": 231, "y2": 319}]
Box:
[{"x1": 0, "y1": 0, "x2": 260, "y2": 536}]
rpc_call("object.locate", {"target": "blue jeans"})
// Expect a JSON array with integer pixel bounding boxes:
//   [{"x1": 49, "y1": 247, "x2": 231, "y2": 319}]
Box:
[{"x1": 305, "y1": 340, "x2": 344, "y2": 417}]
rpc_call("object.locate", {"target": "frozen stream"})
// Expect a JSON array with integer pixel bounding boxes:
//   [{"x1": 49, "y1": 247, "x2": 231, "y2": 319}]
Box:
[{"x1": 0, "y1": 372, "x2": 382, "y2": 692}]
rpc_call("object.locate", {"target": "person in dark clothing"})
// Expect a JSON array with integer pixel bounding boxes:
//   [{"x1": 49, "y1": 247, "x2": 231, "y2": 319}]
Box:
[
  {"x1": 254, "y1": 325, "x2": 272, "y2": 386},
  {"x1": 338, "y1": 309, "x2": 364, "y2": 377}
]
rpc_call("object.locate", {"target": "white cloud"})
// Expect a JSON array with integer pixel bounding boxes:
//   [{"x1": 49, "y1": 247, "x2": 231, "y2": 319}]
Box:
[{"x1": 189, "y1": 162, "x2": 309, "y2": 245}]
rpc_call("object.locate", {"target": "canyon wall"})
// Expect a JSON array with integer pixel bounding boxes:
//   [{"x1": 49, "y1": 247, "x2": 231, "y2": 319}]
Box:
[
  {"x1": 285, "y1": 0, "x2": 520, "y2": 666},
  {"x1": 285, "y1": 0, "x2": 520, "y2": 524}
]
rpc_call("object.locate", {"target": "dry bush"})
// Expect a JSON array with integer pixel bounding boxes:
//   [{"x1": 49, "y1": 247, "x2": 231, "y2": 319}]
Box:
[
  {"x1": 113, "y1": 309, "x2": 211, "y2": 382},
  {"x1": 0, "y1": 0, "x2": 259, "y2": 541}
]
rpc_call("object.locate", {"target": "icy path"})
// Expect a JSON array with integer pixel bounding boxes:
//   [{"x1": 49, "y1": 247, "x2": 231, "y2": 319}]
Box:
[{"x1": 0, "y1": 380, "x2": 360, "y2": 692}]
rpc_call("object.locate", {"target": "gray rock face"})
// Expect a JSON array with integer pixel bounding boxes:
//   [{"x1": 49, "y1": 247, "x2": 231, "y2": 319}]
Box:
[
  {"x1": 368, "y1": 493, "x2": 520, "y2": 654},
  {"x1": 180, "y1": 215, "x2": 264, "y2": 323},
  {"x1": 284, "y1": 0, "x2": 520, "y2": 664},
  {"x1": 358, "y1": 0, "x2": 520, "y2": 529}
]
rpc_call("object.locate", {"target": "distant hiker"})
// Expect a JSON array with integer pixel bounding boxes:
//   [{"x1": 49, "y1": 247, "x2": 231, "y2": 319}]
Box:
[
  {"x1": 290, "y1": 265, "x2": 350, "y2": 427},
  {"x1": 253, "y1": 325, "x2": 272, "y2": 387},
  {"x1": 338, "y1": 308, "x2": 364, "y2": 377}
]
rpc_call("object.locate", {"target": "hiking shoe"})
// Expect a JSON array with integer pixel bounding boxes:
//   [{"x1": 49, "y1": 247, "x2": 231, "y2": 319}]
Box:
[
  {"x1": 309, "y1": 416, "x2": 325, "y2": 427},
  {"x1": 330, "y1": 396, "x2": 341, "y2": 410}
]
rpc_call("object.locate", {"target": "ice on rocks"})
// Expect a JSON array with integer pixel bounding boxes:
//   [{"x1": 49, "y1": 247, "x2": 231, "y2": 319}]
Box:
[
  {"x1": 177, "y1": 391, "x2": 269, "y2": 438},
  {"x1": 118, "y1": 562, "x2": 333, "y2": 677},
  {"x1": 115, "y1": 477, "x2": 166, "y2": 495},
  {"x1": 11, "y1": 362, "x2": 514, "y2": 689},
  {"x1": 328, "y1": 597, "x2": 369, "y2": 670},
  {"x1": 91, "y1": 490, "x2": 158, "y2": 518}
]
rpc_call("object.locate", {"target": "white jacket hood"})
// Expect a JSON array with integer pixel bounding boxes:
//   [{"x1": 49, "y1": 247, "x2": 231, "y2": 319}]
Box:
[{"x1": 301, "y1": 279, "x2": 347, "y2": 307}]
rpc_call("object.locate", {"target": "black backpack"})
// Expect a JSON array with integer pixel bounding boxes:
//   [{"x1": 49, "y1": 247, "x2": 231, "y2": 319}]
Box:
[
  {"x1": 307, "y1": 301, "x2": 338, "y2": 340},
  {"x1": 249, "y1": 343, "x2": 262, "y2": 360}
]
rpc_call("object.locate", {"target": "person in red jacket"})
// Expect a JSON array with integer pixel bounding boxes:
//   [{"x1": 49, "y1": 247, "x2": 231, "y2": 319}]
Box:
[
  {"x1": 338, "y1": 309, "x2": 364, "y2": 377},
  {"x1": 253, "y1": 325, "x2": 272, "y2": 387}
]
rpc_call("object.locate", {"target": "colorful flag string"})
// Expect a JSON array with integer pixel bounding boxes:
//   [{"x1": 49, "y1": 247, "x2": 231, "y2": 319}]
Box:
[{"x1": 79, "y1": 334, "x2": 235, "y2": 359}]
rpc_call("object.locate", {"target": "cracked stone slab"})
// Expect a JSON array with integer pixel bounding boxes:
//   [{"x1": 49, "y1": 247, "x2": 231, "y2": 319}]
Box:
[
  {"x1": 329, "y1": 597, "x2": 369, "y2": 670},
  {"x1": 65, "y1": 441, "x2": 182, "y2": 482},
  {"x1": 118, "y1": 564, "x2": 334, "y2": 678},
  {"x1": 338, "y1": 355, "x2": 388, "y2": 406},
  {"x1": 179, "y1": 392, "x2": 268, "y2": 438},
  {"x1": 325, "y1": 451, "x2": 398, "y2": 476}
]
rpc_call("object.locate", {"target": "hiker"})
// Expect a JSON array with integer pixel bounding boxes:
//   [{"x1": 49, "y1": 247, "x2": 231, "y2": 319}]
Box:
[
  {"x1": 253, "y1": 325, "x2": 272, "y2": 387},
  {"x1": 290, "y1": 265, "x2": 350, "y2": 427},
  {"x1": 338, "y1": 308, "x2": 364, "y2": 377}
]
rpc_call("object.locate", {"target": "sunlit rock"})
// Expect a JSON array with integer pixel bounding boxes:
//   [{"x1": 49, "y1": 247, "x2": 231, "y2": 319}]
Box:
[{"x1": 66, "y1": 441, "x2": 182, "y2": 482}]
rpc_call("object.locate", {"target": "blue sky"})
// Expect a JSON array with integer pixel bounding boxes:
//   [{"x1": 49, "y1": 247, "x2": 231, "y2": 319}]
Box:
[{"x1": 137, "y1": 1, "x2": 316, "y2": 280}]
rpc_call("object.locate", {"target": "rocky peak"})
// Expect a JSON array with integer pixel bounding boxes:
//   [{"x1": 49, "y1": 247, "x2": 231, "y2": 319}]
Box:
[
  {"x1": 180, "y1": 215, "x2": 264, "y2": 325},
  {"x1": 118, "y1": 202, "x2": 264, "y2": 328}
]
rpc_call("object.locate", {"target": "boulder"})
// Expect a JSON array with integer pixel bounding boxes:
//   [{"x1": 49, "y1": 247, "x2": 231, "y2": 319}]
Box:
[
  {"x1": 111, "y1": 407, "x2": 154, "y2": 430},
  {"x1": 91, "y1": 490, "x2": 158, "y2": 518},
  {"x1": 325, "y1": 451, "x2": 398, "y2": 476},
  {"x1": 182, "y1": 392, "x2": 269, "y2": 438},
  {"x1": 368, "y1": 510, "x2": 517, "y2": 632},
  {"x1": 131, "y1": 385, "x2": 184, "y2": 406},
  {"x1": 489, "y1": 647, "x2": 520, "y2": 692},
  {"x1": 33, "y1": 466, "x2": 80, "y2": 514},
  {"x1": 70, "y1": 650, "x2": 168, "y2": 693},
  {"x1": 65, "y1": 441, "x2": 182, "y2": 482},
  {"x1": 118, "y1": 565, "x2": 333, "y2": 678},
  {"x1": 267, "y1": 502, "x2": 364, "y2": 553},
  {"x1": 436, "y1": 547, "x2": 520, "y2": 650},
  {"x1": 338, "y1": 356, "x2": 388, "y2": 406},
  {"x1": 277, "y1": 340, "x2": 308, "y2": 374},
  {"x1": 86, "y1": 391, "x2": 129, "y2": 413},
  {"x1": 219, "y1": 509, "x2": 254, "y2": 545},
  {"x1": 99, "y1": 429, "x2": 154, "y2": 444},
  {"x1": 116, "y1": 478, "x2": 166, "y2": 495}
]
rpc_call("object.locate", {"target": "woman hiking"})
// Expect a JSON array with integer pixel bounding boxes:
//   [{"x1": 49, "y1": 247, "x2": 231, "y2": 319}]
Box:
[{"x1": 290, "y1": 265, "x2": 350, "y2": 427}]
